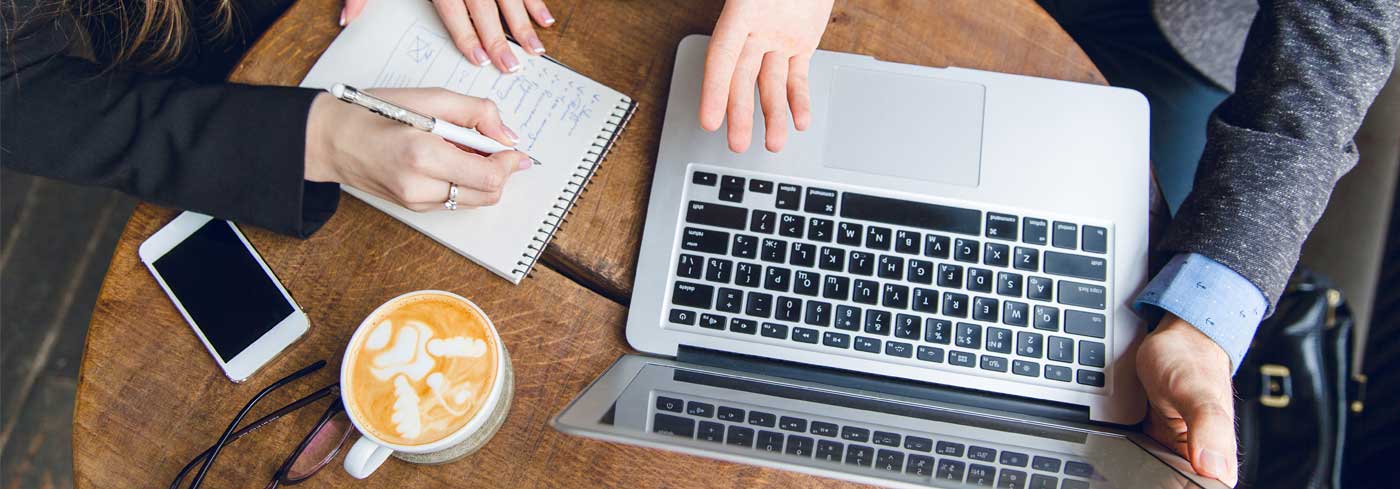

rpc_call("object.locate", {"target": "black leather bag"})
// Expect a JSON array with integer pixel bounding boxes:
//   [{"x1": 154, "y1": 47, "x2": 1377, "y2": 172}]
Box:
[{"x1": 1233, "y1": 272, "x2": 1361, "y2": 489}]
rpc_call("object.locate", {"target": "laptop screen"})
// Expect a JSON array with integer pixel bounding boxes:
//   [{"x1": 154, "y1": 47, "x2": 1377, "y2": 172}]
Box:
[{"x1": 555, "y1": 356, "x2": 1213, "y2": 489}]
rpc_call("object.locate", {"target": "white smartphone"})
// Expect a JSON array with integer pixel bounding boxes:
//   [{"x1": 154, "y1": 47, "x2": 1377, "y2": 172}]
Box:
[{"x1": 139, "y1": 212, "x2": 309, "y2": 382}]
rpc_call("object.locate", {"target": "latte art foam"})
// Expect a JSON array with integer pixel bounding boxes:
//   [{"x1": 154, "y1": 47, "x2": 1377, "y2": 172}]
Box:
[{"x1": 345, "y1": 293, "x2": 499, "y2": 446}]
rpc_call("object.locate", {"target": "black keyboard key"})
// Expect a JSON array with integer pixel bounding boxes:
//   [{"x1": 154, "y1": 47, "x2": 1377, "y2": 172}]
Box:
[
  {"x1": 998, "y1": 272, "x2": 1024, "y2": 297},
  {"x1": 655, "y1": 396, "x2": 683, "y2": 413},
  {"x1": 855, "y1": 336, "x2": 880, "y2": 353},
  {"x1": 653, "y1": 413, "x2": 694, "y2": 437},
  {"x1": 938, "y1": 263, "x2": 964, "y2": 287},
  {"x1": 761, "y1": 238, "x2": 787, "y2": 263},
  {"x1": 1045, "y1": 364, "x2": 1073, "y2": 382},
  {"x1": 1044, "y1": 251, "x2": 1106, "y2": 281},
  {"x1": 926, "y1": 319, "x2": 952, "y2": 344},
  {"x1": 834, "y1": 305, "x2": 861, "y2": 330},
  {"x1": 865, "y1": 226, "x2": 892, "y2": 250},
  {"x1": 805, "y1": 300, "x2": 831, "y2": 326},
  {"x1": 848, "y1": 251, "x2": 875, "y2": 276},
  {"x1": 1064, "y1": 462, "x2": 1095, "y2": 478},
  {"x1": 853, "y1": 279, "x2": 879, "y2": 305},
  {"x1": 775, "y1": 296, "x2": 802, "y2": 322},
  {"x1": 878, "y1": 255, "x2": 904, "y2": 279},
  {"x1": 732, "y1": 235, "x2": 758, "y2": 259},
  {"x1": 943, "y1": 292, "x2": 969, "y2": 318},
  {"x1": 1023, "y1": 218, "x2": 1048, "y2": 245},
  {"x1": 779, "y1": 416, "x2": 808, "y2": 433},
  {"x1": 735, "y1": 262, "x2": 762, "y2": 288},
  {"x1": 729, "y1": 318, "x2": 757, "y2": 335},
  {"x1": 974, "y1": 296, "x2": 999, "y2": 322},
  {"x1": 894, "y1": 314, "x2": 921, "y2": 339},
  {"x1": 955, "y1": 238, "x2": 981, "y2": 263},
  {"x1": 779, "y1": 214, "x2": 805, "y2": 238},
  {"x1": 699, "y1": 313, "x2": 725, "y2": 330},
  {"x1": 790, "y1": 243, "x2": 817, "y2": 268},
  {"x1": 823, "y1": 276, "x2": 851, "y2": 301},
  {"x1": 681, "y1": 227, "x2": 728, "y2": 254},
  {"x1": 885, "y1": 340, "x2": 914, "y2": 358},
  {"x1": 907, "y1": 259, "x2": 934, "y2": 285},
  {"x1": 913, "y1": 287, "x2": 939, "y2": 313},
  {"x1": 968, "y1": 463, "x2": 997, "y2": 486},
  {"x1": 1032, "y1": 456, "x2": 1061, "y2": 473},
  {"x1": 925, "y1": 234, "x2": 951, "y2": 258},
  {"x1": 829, "y1": 428, "x2": 866, "y2": 446},
  {"x1": 1027, "y1": 276, "x2": 1053, "y2": 301},
  {"x1": 1000, "y1": 451, "x2": 1029, "y2": 467},
  {"x1": 895, "y1": 230, "x2": 921, "y2": 254},
  {"x1": 816, "y1": 440, "x2": 844, "y2": 462},
  {"x1": 845, "y1": 445, "x2": 874, "y2": 467},
  {"x1": 981, "y1": 355, "x2": 1009, "y2": 372},
  {"x1": 672, "y1": 281, "x2": 713, "y2": 309},
  {"x1": 1061, "y1": 480, "x2": 1089, "y2": 489},
  {"x1": 1058, "y1": 281, "x2": 1106, "y2": 309},
  {"x1": 677, "y1": 254, "x2": 703, "y2": 279},
  {"x1": 1012, "y1": 360, "x2": 1040, "y2": 377},
  {"x1": 1076, "y1": 369, "x2": 1105, "y2": 387},
  {"x1": 698, "y1": 421, "x2": 724, "y2": 442},
  {"x1": 785, "y1": 435, "x2": 815, "y2": 457},
  {"x1": 984, "y1": 242, "x2": 1011, "y2": 267},
  {"x1": 686, "y1": 201, "x2": 746, "y2": 230},
  {"x1": 917, "y1": 345, "x2": 946, "y2": 363},
  {"x1": 760, "y1": 322, "x2": 788, "y2": 339},
  {"x1": 1048, "y1": 336, "x2": 1074, "y2": 363},
  {"x1": 837, "y1": 222, "x2": 863, "y2": 246},
  {"x1": 968, "y1": 268, "x2": 994, "y2": 293},
  {"x1": 969, "y1": 445, "x2": 997, "y2": 462},
  {"x1": 706, "y1": 258, "x2": 734, "y2": 284},
  {"x1": 937, "y1": 459, "x2": 968, "y2": 482},
  {"x1": 692, "y1": 171, "x2": 717, "y2": 186},
  {"x1": 1030, "y1": 474, "x2": 1058, "y2": 489},
  {"x1": 746, "y1": 291, "x2": 773, "y2": 318},
  {"x1": 792, "y1": 327, "x2": 820, "y2": 343},
  {"x1": 840, "y1": 192, "x2": 981, "y2": 236},
  {"x1": 716, "y1": 287, "x2": 742, "y2": 313},
  {"x1": 876, "y1": 449, "x2": 905, "y2": 472},
  {"x1": 808, "y1": 218, "x2": 834, "y2": 242},
  {"x1": 757, "y1": 430, "x2": 784, "y2": 452},
  {"x1": 1082, "y1": 225, "x2": 1108, "y2": 254},
  {"x1": 949, "y1": 350, "x2": 976, "y2": 367},
  {"x1": 907, "y1": 454, "x2": 936, "y2": 477},
  {"x1": 1016, "y1": 331, "x2": 1044, "y2": 357},
  {"x1": 749, "y1": 179, "x2": 773, "y2": 193},
  {"x1": 937, "y1": 441, "x2": 966, "y2": 456},
  {"x1": 819, "y1": 246, "x2": 845, "y2": 272},
  {"x1": 985, "y1": 327, "x2": 1012, "y2": 353},
  {"x1": 810, "y1": 421, "x2": 839, "y2": 437},
  {"x1": 986, "y1": 213, "x2": 1018, "y2": 241},
  {"x1": 1078, "y1": 340, "x2": 1106, "y2": 367},
  {"x1": 793, "y1": 270, "x2": 820, "y2": 296},
  {"x1": 882, "y1": 284, "x2": 909, "y2": 309},
  {"x1": 864, "y1": 309, "x2": 891, "y2": 335},
  {"x1": 823, "y1": 331, "x2": 851, "y2": 349},
  {"x1": 764, "y1": 266, "x2": 791, "y2": 292},
  {"x1": 1052, "y1": 221, "x2": 1078, "y2": 249},
  {"x1": 726, "y1": 425, "x2": 755, "y2": 448},
  {"x1": 1034, "y1": 305, "x2": 1060, "y2": 331},
  {"x1": 775, "y1": 184, "x2": 802, "y2": 210},
  {"x1": 804, "y1": 187, "x2": 838, "y2": 215},
  {"x1": 751, "y1": 210, "x2": 776, "y2": 234},
  {"x1": 1014, "y1": 247, "x2": 1040, "y2": 272},
  {"x1": 998, "y1": 469, "x2": 1028, "y2": 489},
  {"x1": 1065, "y1": 310, "x2": 1107, "y2": 338},
  {"x1": 717, "y1": 406, "x2": 745, "y2": 422},
  {"x1": 748, "y1": 411, "x2": 777, "y2": 427},
  {"x1": 904, "y1": 436, "x2": 933, "y2": 452},
  {"x1": 1001, "y1": 301, "x2": 1028, "y2": 327},
  {"x1": 669, "y1": 308, "x2": 696, "y2": 326}
]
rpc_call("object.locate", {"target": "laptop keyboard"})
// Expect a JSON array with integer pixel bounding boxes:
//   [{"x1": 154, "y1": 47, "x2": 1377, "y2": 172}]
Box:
[
  {"x1": 652, "y1": 392, "x2": 1097, "y2": 488},
  {"x1": 667, "y1": 165, "x2": 1114, "y2": 392}
]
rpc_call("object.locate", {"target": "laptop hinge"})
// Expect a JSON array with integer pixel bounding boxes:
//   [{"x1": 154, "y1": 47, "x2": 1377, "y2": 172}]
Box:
[{"x1": 677, "y1": 345, "x2": 1091, "y2": 424}]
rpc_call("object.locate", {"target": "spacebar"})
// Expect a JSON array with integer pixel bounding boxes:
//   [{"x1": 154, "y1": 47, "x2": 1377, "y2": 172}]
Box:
[{"x1": 839, "y1": 192, "x2": 982, "y2": 236}]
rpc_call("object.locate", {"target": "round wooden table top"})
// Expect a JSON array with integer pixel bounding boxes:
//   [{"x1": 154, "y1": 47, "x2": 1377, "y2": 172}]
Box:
[{"x1": 72, "y1": 0, "x2": 1105, "y2": 487}]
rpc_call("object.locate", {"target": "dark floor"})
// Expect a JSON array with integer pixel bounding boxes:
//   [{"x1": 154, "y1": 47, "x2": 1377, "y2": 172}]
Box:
[{"x1": 0, "y1": 169, "x2": 136, "y2": 488}]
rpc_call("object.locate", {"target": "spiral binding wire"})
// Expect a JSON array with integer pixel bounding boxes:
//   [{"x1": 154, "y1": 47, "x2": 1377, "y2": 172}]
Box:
[{"x1": 511, "y1": 97, "x2": 638, "y2": 279}]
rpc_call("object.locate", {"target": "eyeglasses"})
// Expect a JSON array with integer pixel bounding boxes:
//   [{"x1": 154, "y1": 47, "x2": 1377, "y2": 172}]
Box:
[{"x1": 169, "y1": 360, "x2": 355, "y2": 489}]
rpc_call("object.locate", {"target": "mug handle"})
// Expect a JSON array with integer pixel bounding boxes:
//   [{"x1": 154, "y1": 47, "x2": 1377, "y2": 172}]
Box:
[{"x1": 344, "y1": 435, "x2": 394, "y2": 479}]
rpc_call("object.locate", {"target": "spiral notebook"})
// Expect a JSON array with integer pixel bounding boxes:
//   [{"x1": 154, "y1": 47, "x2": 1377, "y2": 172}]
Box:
[{"x1": 301, "y1": 0, "x2": 635, "y2": 283}]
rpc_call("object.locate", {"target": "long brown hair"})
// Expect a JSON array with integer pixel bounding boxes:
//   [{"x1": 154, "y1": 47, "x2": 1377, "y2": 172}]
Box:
[{"x1": 66, "y1": 0, "x2": 236, "y2": 69}]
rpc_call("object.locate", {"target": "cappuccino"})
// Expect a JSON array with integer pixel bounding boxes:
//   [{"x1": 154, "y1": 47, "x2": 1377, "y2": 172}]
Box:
[{"x1": 343, "y1": 292, "x2": 500, "y2": 446}]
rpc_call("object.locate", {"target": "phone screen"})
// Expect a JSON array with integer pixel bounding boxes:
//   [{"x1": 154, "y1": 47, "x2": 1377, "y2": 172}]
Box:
[{"x1": 153, "y1": 220, "x2": 293, "y2": 362}]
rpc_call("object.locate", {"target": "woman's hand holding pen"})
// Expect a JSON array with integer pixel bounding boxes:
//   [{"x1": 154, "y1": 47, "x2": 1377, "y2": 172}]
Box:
[
  {"x1": 304, "y1": 88, "x2": 532, "y2": 212},
  {"x1": 343, "y1": 0, "x2": 554, "y2": 74}
]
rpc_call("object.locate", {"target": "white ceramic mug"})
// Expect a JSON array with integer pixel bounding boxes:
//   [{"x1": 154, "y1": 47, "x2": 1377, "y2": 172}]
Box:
[{"x1": 340, "y1": 290, "x2": 509, "y2": 479}]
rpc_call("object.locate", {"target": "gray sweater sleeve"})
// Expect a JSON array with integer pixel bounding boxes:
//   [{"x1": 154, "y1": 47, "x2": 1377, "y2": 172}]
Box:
[{"x1": 1161, "y1": 0, "x2": 1399, "y2": 311}]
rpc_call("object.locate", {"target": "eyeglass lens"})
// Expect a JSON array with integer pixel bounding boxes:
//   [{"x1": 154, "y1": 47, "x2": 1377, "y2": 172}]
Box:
[{"x1": 284, "y1": 408, "x2": 354, "y2": 481}]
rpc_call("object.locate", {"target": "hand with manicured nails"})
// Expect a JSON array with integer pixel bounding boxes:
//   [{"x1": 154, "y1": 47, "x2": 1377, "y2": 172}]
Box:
[
  {"x1": 699, "y1": 0, "x2": 834, "y2": 153},
  {"x1": 304, "y1": 88, "x2": 532, "y2": 211},
  {"x1": 343, "y1": 0, "x2": 554, "y2": 74},
  {"x1": 1137, "y1": 313, "x2": 1239, "y2": 487}
]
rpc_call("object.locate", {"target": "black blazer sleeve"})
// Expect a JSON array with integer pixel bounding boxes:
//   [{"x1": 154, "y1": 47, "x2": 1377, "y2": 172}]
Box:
[{"x1": 2, "y1": 0, "x2": 339, "y2": 238}]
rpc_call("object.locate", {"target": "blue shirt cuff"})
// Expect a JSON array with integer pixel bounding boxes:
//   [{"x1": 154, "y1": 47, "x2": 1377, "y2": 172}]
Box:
[{"x1": 1134, "y1": 253, "x2": 1267, "y2": 373}]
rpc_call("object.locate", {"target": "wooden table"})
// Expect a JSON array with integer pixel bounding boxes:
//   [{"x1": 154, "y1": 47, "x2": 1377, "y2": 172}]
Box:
[{"x1": 72, "y1": 1, "x2": 1104, "y2": 487}]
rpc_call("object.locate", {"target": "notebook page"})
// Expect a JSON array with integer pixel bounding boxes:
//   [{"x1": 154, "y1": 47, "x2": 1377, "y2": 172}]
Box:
[{"x1": 301, "y1": 0, "x2": 628, "y2": 282}]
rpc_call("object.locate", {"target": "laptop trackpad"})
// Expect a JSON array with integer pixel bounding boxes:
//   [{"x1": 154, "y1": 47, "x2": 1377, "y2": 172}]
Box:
[{"x1": 822, "y1": 67, "x2": 985, "y2": 187}]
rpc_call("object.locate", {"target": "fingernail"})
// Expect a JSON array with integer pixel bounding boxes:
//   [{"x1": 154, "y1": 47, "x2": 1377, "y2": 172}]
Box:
[
  {"x1": 525, "y1": 35, "x2": 545, "y2": 55},
  {"x1": 541, "y1": 7, "x2": 555, "y2": 26},
  {"x1": 338, "y1": 8, "x2": 347, "y2": 27},
  {"x1": 470, "y1": 47, "x2": 490, "y2": 66},
  {"x1": 502, "y1": 51, "x2": 522, "y2": 73},
  {"x1": 517, "y1": 157, "x2": 533, "y2": 171},
  {"x1": 503, "y1": 126, "x2": 520, "y2": 143},
  {"x1": 1199, "y1": 450, "x2": 1228, "y2": 478}
]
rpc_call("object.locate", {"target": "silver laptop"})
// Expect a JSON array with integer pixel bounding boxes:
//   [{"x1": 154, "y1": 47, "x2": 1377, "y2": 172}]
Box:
[{"x1": 555, "y1": 35, "x2": 1221, "y2": 488}]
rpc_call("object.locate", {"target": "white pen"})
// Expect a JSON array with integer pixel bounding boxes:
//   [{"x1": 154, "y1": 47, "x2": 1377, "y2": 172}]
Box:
[{"x1": 328, "y1": 83, "x2": 540, "y2": 165}]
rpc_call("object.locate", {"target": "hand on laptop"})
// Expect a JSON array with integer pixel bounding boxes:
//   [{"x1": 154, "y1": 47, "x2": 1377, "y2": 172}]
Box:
[
  {"x1": 304, "y1": 88, "x2": 532, "y2": 211},
  {"x1": 343, "y1": 0, "x2": 554, "y2": 73},
  {"x1": 1136, "y1": 314, "x2": 1239, "y2": 487},
  {"x1": 699, "y1": 0, "x2": 834, "y2": 153}
]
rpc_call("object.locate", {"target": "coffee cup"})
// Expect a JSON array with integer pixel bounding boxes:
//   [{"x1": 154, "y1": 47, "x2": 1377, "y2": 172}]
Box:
[{"x1": 340, "y1": 290, "x2": 512, "y2": 479}]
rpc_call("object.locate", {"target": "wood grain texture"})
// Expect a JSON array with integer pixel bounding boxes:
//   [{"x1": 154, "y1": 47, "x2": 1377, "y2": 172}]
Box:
[{"x1": 222, "y1": 0, "x2": 1104, "y2": 302}]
